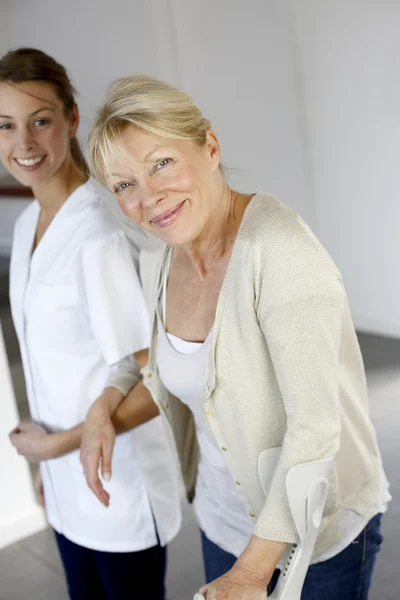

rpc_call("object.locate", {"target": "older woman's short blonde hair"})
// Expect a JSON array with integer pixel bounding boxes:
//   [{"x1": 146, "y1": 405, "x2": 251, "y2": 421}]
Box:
[{"x1": 87, "y1": 74, "x2": 211, "y2": 184}]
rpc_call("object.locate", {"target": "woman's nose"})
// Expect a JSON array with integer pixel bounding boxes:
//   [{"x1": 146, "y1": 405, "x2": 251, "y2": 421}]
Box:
[
  {"x1": 15, "y1": 127, "x2": 36, "y2": 154},
  {"x1": 142, "y1": 179, "x2": 168, "y2": 208}
]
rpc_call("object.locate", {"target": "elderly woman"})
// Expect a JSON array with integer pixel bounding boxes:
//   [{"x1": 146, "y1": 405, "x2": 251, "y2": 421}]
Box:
[{"x1": 81, "y1": 75, "x2": 390, "y2": 599}]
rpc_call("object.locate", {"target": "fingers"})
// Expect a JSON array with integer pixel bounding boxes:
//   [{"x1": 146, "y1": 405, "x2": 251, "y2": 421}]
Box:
[
  {"x1": 81, "y1": 447, "x2": 110, "y2": 507},
  {"x1": 9, "y1": 429, "x2": 29, "y2": 455},
  {"x1": 89, "y1": 473, "x2": 110, "y2": 507},
  {"x1": 9, "y1": 431, "x2": 18, "y2": 445},
  {"x1": 101, "y1": 436, "x2": 115, "y2": 482},
  {"x1": 9, "y1": 432, "x2": 23, "y2": 452},
  {"x1": 9, "y1": 424, "x2": 24, "y2": 441},
  {"x1": 15, "y1": 421, "x2": 30, "y2": 432}
]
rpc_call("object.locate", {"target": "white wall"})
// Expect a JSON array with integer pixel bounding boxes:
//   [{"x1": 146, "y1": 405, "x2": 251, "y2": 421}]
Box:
[
  {"x1": 0, "y1": 197, "x2": 32, "y2": 256},
  {"x1": 3, "y1": 0, "x2": 312, "y2": 225},
  {"x1": 0, "y1": 1, "x2": 10, "y2": 55},
  {"x1": 294, "y1": 1, "x2": 400, "y2": 337},
  {"x1": 5, "y1": 0, "x2": 160, "y2": 154},
  {"x1": 168, "y1": 0, "x2": 314, "y2": 224}
]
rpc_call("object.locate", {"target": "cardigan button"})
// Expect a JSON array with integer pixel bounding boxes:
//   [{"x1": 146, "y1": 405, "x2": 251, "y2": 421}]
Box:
[
  {"x1": 222, "y1": 447, "x2": 227, "y2": 452},
  {"x1": 249, "y1": 513, "x2": 256, "y2": 518},
  {"x1": 235, "y1": 481, "x2": 241, "y2": 486}
]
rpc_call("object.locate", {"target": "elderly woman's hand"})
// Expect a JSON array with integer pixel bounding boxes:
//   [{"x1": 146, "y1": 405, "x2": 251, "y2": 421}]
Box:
[
  {"x1": 80, "y1": 387, "x2": 123, "y2": 507},
  {"x1": 198, "y1": 565, "x2": 268, "y2": 599},
  {"x1": 198, "y1": 535, "x2": 286, "y2": 600}
]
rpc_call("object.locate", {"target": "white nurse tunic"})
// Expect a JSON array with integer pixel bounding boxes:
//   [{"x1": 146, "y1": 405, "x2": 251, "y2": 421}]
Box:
[{"x1": 9, "y1": 181, "x2": 181, "y2": 552}]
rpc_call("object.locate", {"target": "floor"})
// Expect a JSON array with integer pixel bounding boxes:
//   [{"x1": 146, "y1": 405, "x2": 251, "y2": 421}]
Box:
[
  {"x1": 0, "y1": 501, "x2": 203, "y2": 600},
  {"x1": 0, "y1": 294, "x2": 399, "y2": 598}
]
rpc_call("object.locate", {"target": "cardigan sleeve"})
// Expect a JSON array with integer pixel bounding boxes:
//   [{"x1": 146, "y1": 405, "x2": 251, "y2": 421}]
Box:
[{"x1": 253, "y1": 219, "x2": 346, "y2": 543}]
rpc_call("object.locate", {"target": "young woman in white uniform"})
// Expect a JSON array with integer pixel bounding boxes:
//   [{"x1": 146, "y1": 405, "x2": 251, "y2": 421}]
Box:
[{"x1": 1, "y1": 49, "x2": 181, "y2": 600}]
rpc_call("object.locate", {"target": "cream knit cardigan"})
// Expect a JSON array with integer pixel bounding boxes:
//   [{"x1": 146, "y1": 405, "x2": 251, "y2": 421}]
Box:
[{"x1": 109, "y1": 192, "x2": 385, "y2": 558}]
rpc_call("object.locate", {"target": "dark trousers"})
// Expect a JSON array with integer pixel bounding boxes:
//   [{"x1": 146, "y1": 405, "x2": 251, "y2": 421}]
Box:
[
  {"x1": 55, "y1": 531, "x2": 167, "y2": 600},
  {"x1": 201, "y1": 513, "x2": 383, "y2": 599}
]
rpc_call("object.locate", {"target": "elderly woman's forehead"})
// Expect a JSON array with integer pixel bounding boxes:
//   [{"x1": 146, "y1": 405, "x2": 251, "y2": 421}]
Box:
[
  {"x1": 114, "y1": 128, "x2": 196, "y2": 158},
  {"x1": 121, "y1": 126, "x2": 168, "y2": 147}
]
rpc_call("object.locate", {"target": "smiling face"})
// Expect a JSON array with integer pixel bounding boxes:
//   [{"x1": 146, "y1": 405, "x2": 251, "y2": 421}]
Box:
[
  {"x1": 104, "y1": 125, "x2": 222, "y2": 245},
  {"x1": 0, "y1": 80, "x2": 78, "y2": 190}
]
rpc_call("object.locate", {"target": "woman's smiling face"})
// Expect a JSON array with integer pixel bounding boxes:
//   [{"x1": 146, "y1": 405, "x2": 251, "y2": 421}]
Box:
[
  {"x1": 0, "y1": 80, "x2": 77, "y2": 189},
  {"x1": 105, "y1": 125, "x2": 222, "y2": 246}
]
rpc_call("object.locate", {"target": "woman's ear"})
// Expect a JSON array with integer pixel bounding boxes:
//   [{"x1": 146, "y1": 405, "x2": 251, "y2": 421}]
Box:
[{"x1": 205, "y1": 130, "x2": 221, "y2": 171}]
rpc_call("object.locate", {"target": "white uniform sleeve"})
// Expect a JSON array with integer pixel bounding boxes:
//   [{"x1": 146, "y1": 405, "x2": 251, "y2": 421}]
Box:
[{"x1": 81, "y1": 231, "x2": 151, "y2": 366}]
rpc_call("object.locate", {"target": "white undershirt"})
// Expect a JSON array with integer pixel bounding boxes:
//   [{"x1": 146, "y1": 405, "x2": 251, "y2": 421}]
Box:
[
  {"x1": 156, "y1": 256, "x2": 390, "y2": 562},
  {"x1": 157, "y1": 321, "x2": 254, "y2": 557}
]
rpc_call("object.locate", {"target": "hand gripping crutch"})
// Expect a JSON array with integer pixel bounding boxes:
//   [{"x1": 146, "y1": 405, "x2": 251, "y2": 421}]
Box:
[{"x1": 194, "y1": 448, "x2": 334, "y2": 600}]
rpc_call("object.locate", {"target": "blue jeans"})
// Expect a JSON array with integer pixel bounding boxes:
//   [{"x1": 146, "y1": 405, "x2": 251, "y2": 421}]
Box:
[
  {"x1": 201, "y1": 513, "x2": 383, "y2": 599},
  {"x1": 55, "y1": 531, "x2": 167, "y2": 600}
]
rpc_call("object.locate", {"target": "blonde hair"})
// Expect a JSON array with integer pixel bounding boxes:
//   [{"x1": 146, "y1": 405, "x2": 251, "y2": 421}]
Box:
[{"x1": 87, "y1": 74, "x2": 211, "y2": 184}]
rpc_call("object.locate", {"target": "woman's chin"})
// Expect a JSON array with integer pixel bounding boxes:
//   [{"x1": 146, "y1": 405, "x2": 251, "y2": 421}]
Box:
[
  {"x1": 152, "y1": 224, "x2": 195, "y2": 246},
  {"x1": 15, "y1": 171, "x2": 54, "y2": 192}
]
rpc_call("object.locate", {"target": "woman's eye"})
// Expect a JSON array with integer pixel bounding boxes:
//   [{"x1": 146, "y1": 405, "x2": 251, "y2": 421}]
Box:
[
  {"x1": 0, "y1": 123, "x2": 12, "y2": 130},
  {"x1": 34, "y1": 119, "x2": 49, "y2": 127},
  {"x1": 155, "y1": 158, "x2": 172, "y2": 171},
  {"x1": 115, "y1": 182, "x2": 131, "y2": 194}
]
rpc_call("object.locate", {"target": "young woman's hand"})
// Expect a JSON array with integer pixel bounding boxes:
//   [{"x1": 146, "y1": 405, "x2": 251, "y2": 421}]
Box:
[
  {"x1": 80, "y1": 388, "x2": 122, "y2": 507},
  {"x1": 9, "y1": 421, "x2": 60, "y2": 462}
]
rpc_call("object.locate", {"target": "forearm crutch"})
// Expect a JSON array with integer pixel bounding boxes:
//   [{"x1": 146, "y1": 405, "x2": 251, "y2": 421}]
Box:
[{"x1": 194, "y1": 449, "x2": 334, "y2": 599}]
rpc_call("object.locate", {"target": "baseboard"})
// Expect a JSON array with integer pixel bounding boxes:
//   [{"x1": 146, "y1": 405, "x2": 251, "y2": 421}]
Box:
[
  {"x1": 0, "y1": 239, "x2": 12, "y2": 257},
  {"x1": 354, "y1": 315, "x2": 400, "y2": 340},
  {"x1": 0, "y1": 506, "x2": 47, "y2": 551}
]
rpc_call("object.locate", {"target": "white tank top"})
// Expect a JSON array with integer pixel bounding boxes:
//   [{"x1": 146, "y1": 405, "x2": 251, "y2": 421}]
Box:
[
  {"x1": 155, "y1": 251, "x2": 390, "y2": 562},
  {"x1": 156, "y1": 256, "x2": 253, "y2": 557}
]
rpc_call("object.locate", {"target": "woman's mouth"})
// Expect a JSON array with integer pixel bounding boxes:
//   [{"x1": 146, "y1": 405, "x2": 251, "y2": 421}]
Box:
[
  {"x1": 150, "y1": 200, "x2": 187, "y2": 229},
  {"x1": 14, "y1": 155, "x2": 47, "y2": 171}
]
